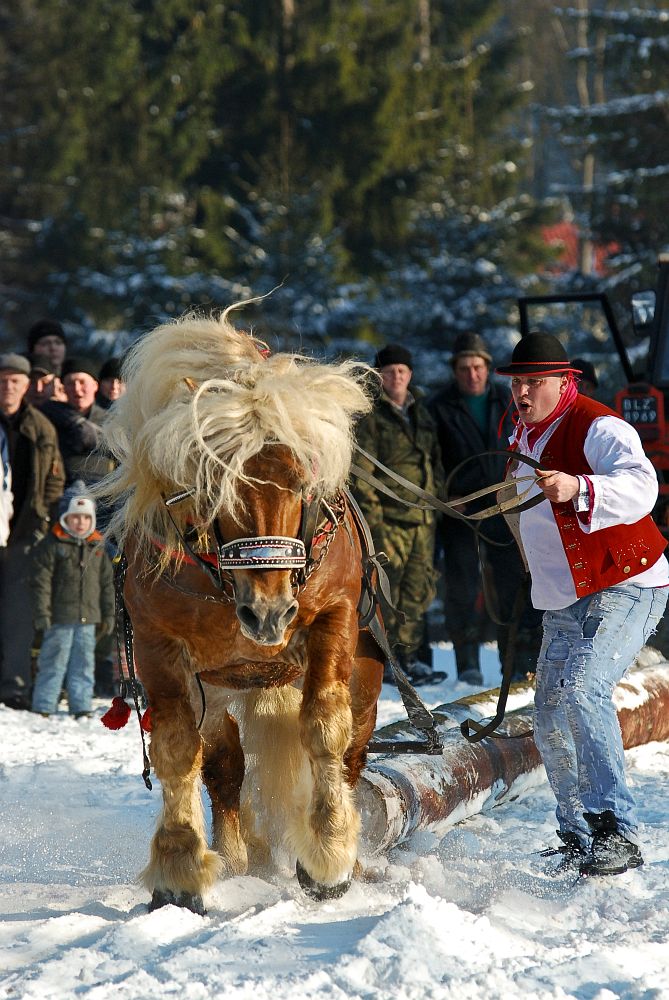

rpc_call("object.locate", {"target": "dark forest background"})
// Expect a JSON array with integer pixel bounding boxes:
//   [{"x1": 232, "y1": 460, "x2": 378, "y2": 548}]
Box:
[{"x1": 1, "y1": 1, "x2": 668, "y2": 382}]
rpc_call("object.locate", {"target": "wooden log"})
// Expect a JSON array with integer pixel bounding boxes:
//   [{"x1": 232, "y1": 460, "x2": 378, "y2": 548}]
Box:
[{"x1": 358, "y1": 647, "x2": 669, "y2": 855}]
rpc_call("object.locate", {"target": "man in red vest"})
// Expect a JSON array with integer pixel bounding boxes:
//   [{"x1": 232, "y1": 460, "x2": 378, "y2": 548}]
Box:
[{"x1": 497, "y1": 333, "x2": 669, "y2": 877}]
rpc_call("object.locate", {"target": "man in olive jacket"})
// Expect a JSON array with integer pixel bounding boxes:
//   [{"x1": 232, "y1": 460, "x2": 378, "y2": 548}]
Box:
[
  {"x1": 0, "y1": 352, "x2": 65, "y2": 709},
  {"x1": 353, "y1": 344, "x2": 445, "y2": 685}
]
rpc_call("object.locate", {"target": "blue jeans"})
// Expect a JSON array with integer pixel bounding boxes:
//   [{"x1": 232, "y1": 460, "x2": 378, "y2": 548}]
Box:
[
  {"x1": 31, "y1": 624, "x2": 96, "y2": 715},
  {"x1": 534, "y1": 583, "x2": 667, "y2": 845}
]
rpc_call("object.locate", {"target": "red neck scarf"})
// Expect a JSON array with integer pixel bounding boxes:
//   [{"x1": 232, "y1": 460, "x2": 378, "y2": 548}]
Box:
[{"x1": 514, "y1": 376, "x2": 578, "y2": 449}]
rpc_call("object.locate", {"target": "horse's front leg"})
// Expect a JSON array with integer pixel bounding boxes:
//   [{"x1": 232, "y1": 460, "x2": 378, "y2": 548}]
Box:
[
  {"x1": 290, "y1": 606, "x2": 360, "y2": 900},
  {"x1": 137, "y1": 642, "x2": 223, "y2": 914},
  {"x1": 201, "y1": 705, "x2": 248, "y2": 876}
]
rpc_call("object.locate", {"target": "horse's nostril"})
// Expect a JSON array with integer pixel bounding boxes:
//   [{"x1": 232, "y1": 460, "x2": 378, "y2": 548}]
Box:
[
  {"x1": 280, "y1": 601, "x2": 299, "y2": 629},
  {"x1": 237, "y1": 604, "x2": 261, "y2": 633}
]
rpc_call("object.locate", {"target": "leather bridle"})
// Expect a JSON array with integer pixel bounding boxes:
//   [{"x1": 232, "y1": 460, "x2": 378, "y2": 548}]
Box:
[{"x1": 161, "y1": 488, "x2": 343, "y2": 601}]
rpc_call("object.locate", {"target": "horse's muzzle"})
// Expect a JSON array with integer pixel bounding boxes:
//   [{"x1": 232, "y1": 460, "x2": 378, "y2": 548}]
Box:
[{"x1": 236, "y1": 598, "x2": 299, "y2": 646}]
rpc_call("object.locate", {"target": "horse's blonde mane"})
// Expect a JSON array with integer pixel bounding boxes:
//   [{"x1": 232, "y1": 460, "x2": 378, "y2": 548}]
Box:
[{"x1": 96, "y1": 311, "x2": 374, "y2": 560}]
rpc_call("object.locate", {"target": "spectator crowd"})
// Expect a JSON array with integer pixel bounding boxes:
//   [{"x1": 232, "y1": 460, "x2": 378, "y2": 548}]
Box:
[{"x1": 0, "y1": 320, "x2": 124, "y2": 715}]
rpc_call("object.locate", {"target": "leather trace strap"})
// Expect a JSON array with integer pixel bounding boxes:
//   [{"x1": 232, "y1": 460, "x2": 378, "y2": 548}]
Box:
[
  {"x1": 114, "y1": 551, "x2": 209, "y2": 789},
  {"x1": 345, "y1": 487, "x2": 443, "y2": 755}
]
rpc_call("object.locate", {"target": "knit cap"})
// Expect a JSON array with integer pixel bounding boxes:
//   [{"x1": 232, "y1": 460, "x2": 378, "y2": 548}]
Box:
[
  {"x1": 374, "y1": 344, "x2": 413, "y2": 370},
  {"x1": 98, "y1": 357, "x2": 123, "y2": 381},
  {"x1": 59, "y1": 480, "x2": 96, "y2": 535},
  {"x1": 27, "y1": 319, "x2": 67, "y2": 353},
  {"x1": 61, "y1": 356, "x2": 100, "y2": 381}
]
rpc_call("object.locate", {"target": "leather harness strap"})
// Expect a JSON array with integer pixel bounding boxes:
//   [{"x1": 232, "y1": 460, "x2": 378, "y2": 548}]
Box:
[
  {"x1": 344, "y1": 487, "x2": 443, "y2": 755},
  {"x1": 130, "y1": 447, "x2": 543, "y2": 761}
]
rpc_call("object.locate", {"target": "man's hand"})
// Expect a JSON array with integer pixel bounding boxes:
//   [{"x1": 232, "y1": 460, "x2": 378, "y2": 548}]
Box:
[
  {"x1": 96, "y1": 621, "x2": 113, "y2": 643},
  {"x1": 536, "y1": 470, "x2": 580, "y2": 503}
]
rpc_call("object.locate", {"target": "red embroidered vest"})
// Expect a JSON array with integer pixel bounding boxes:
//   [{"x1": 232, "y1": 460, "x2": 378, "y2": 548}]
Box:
[{"x1": 537, "y1": 395, "x2": 666, "y2": 598}]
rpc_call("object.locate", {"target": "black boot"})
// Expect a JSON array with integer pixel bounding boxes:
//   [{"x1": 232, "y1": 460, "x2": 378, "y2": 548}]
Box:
[
  {"x1": 454, "y1": 641, "x2": 482, "y2": 685},
  {"x1": 399, "y1": 652, "x2": 447, "y2": 687},
  {"x1": 579, "y1": 810, "x2": 644, "y2": 877},
  {"x1": 540, "y1": 829, "x2": 588, "y2": 876}
]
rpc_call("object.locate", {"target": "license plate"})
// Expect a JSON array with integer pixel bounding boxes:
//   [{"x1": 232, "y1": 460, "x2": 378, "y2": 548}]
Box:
[{"x1": 620, "y1": 395, "x2": 658, "y2": 425}]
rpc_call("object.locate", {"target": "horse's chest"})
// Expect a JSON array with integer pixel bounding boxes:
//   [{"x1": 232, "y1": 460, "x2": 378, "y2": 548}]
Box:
[{"x1": 197, "y1": 628, "x2": 308, "y2": 691}]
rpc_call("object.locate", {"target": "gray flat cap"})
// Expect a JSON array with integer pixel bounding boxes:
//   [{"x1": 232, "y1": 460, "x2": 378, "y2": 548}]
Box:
[{"x1": 0, "y1": 352, "x2": 31, "y2": 376}]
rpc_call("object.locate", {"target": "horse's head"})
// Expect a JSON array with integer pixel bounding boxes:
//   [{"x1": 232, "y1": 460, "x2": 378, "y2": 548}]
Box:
[
  {"x1": 215, "y1": 446, "x2": 305, "y2": 646},
  {"x1": 94, "y1": 312, "x2": 375, "y2": 645}
]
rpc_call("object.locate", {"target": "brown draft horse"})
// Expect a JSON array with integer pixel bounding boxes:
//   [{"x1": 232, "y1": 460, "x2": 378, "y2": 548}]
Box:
[{"x1": 97, "y1": 313, "x2": 385, "y2": 913}]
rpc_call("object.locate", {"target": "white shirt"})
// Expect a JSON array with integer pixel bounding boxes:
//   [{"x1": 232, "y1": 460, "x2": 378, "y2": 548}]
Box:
[{"x1": 511, "y1": 413, "x2": 669, "y2": 610}]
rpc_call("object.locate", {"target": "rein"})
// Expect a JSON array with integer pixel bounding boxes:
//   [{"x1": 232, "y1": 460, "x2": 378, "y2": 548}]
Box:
[
  {"x1": 115, "y1": 445, "x2": 539, "y2": 785},
  {"x1": 345, "y1": 487, "x2": 443, "y2": 756},
  {"x1": 352, "y1": 445, "x2": 544, "y2": 745},
  {"x1": 352, "y1": 444, "x2": 546, "y2": 526}
]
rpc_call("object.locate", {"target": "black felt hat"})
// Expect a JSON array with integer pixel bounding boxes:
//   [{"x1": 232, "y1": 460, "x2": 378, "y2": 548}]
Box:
[
  {"x1": 374, "y1": 344, "x2": 413, "y2": 370},
  {"x1": 496, "y1": 332, "x2": 581, "y2": 377}
]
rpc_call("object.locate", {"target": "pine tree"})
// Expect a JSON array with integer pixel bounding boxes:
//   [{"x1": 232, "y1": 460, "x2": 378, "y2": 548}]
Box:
[
  {"x1": 1, "y1": 0, "x2": 553, "y2": 351},
  {"x1": 538, "y1": 2, "x2": 669, "y2": 288},
  {"x1": 0, "y1": 0, "x2": 231, "y2": 338}
]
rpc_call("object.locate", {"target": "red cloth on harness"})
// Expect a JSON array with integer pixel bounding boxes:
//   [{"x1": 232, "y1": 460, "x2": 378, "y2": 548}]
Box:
[
  {"x1": 101, "y1": 696, "x2": 131, "y2": 730},
  {"x1": 100, "y1": 696, "x2": 152, "y2": 732}
]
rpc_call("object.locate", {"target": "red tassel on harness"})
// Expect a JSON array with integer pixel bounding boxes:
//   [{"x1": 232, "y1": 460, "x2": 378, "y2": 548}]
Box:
[
  {"x1": 101, "y1": 696, "x2": 132, "y2": 730},
  {"x1": 140, "y1": 707, "x2": 153, "y2": 733}
]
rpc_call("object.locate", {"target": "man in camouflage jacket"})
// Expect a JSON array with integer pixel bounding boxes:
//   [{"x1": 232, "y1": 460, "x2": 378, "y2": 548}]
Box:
[{"x1": 353, "y1": 344, "x2": 445, "y2": 685}]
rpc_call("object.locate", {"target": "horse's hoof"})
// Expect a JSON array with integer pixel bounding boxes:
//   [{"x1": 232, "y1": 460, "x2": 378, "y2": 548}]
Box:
[
  {"x1": 296, "y1": 860, "x2": 352, "y2": 900},
  {"x1": 149, "y1": 888, "x2": 206, "y2": 915}
]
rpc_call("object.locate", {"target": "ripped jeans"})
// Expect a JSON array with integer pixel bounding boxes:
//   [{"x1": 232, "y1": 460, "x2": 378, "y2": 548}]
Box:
[{"x1": 534, "y1": 583, "x2": 668, "y2": 844}]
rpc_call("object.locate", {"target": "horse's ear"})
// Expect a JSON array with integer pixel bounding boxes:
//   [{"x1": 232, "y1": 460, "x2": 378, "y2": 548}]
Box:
[{"x1": 184, "y1": 377, "x2": 199, "y2": 393}]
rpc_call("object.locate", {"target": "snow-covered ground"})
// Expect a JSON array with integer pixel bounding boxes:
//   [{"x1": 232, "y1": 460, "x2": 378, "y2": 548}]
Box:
[{"x1": 1, "y1": 644, "x2": 668, "y2": 1000}]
